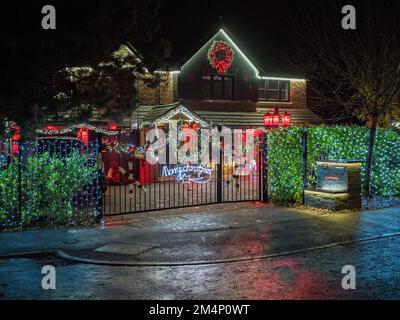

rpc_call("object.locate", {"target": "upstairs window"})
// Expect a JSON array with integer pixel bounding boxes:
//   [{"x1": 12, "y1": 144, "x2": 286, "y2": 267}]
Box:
[
  {"x1": 202, "y1": 75, "x2": 234, "y2": 100},
  {"x1": 258, "y1": 80, "x2": 290, "y2": 102}
]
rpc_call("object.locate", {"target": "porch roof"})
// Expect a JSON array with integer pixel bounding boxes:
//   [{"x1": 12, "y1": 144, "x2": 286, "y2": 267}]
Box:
[{"x1": 137, "y1": 101, "x2": 322, "y2": 129}]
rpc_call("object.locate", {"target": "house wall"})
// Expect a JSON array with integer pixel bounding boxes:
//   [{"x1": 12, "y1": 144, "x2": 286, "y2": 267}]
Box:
[
  {"x1": 177, "y1": 30, "x2": 258, "y2": 102},
  {"x1": 136, "y1": 29, "x2": 308, "y2": 110},
  {"x1": 138, "y1": 72, "x2": 177, "y2": 105}
]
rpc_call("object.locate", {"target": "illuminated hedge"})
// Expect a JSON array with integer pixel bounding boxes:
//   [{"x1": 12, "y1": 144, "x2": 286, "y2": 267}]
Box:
[
  {"x1": 267, "y1": 126, "x2": 400, "y2": 204},
  {"x1": 0, "y1": 151, "x2": 97, "y2": 228}
]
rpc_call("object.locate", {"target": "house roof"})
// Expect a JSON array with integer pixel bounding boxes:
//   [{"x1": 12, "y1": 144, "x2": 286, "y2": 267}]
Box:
[{"x1": 140, "y1": 103, "x2": 209, "y2": 127}]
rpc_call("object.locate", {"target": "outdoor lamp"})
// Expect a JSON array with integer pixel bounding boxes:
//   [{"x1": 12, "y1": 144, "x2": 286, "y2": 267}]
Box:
[
  {"x1": 263, "y1": 111, "x2": 273, "y2": 127},
  {"x1": 272, "y1": 108, "x2": 280, "y2": 127},
  {"x1": 108, "y1": 123, "x2": 118, "y2": 131},
  {"x1": 282, "y1": 111, "x2": 291, "y2": 127}
]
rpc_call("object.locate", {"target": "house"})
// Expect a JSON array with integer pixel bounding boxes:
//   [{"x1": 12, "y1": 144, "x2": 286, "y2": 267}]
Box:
[
  {"x1": 129, "y1": 27, "x2": 320, "y2": 131},
  {"x1": 36, "y1": 27, "x2": 322, "y2": 212},
  {"x1": 38, "y1": 26, "x2": 321, "y2": 135}
]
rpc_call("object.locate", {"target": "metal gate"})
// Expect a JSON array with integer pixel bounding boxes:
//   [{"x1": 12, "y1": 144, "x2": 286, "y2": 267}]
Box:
[{"x1": 102, "y1": 132, "x2": 263, "y2": 216}]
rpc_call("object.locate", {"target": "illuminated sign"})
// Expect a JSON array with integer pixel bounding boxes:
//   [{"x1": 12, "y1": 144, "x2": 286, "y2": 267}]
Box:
[
  {"x1": 162, "y1": 164, "x2": 212, "y2": 184},
  {"x1": 317, "y1": 164, "x2": 348, "y2": 193}
]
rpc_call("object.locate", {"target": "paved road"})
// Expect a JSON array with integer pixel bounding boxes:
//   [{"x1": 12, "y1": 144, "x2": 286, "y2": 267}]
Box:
[
  {"x1": 1, "y1": 235, "x2": 400, "y2": 299},
  {"x1": 0, "y1": 203, "x2": 399, "y2": 299}
]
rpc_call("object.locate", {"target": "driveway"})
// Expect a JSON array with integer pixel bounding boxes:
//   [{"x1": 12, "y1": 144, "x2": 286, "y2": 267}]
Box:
[{"x1": 1, "y1": 203, "x2": 400, "y2": 299}]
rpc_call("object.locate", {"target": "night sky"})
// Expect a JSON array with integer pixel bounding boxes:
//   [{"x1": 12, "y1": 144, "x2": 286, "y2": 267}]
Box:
[
  {"x1": 157, "y1": 0, "x2": 307, "y2": 73},
  {"x1": 156, "y1": 0, "x2": 393, "y2": 75},
  {"x1": 1, "y1": 0, "x2": 395, "y2": 75}
]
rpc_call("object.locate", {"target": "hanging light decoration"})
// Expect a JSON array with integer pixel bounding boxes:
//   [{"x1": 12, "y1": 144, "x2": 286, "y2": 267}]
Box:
[
  {"x1": 282, "y1": 111, "x2": 292, "y2": 127},
  {"x1": 263, "y1": 108, "x2": 291, "y2": 129},
  {"x1": 263, "y1": 111, "x2": 273, "y2": 127},
  {"x1": 272, "y1": 108, "x2": 281, "y2": 127}
]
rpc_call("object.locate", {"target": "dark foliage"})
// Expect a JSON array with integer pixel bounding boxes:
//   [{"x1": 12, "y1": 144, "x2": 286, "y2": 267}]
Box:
[{"x1": 0, "y1": 0, "x2": 165, "y2": 137}]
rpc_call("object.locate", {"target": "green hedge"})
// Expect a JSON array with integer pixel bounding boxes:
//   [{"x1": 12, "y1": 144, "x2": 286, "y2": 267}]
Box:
[
  {"x1": 267, "y1": 125, "x2": 400, "y2": 204},
  {"x1": 0, "y1": 151, "x2": 97, "y2": 227}
]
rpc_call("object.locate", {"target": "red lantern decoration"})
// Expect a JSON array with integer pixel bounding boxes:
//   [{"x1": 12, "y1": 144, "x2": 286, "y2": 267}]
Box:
[
  {"x1": 12, "y1": 132, "x2": 21, "y2": 142},
  {"x1": 12, "y1": 143, "x2": 19, "y2": 156},
  {"x1": 77, "y1": 127, "x2": 89, "y2": 145},
  {"x1": 263, "y1": 112, "x2": 273, "y2": 127},
  {"x1": 282, "y1": 111, "x2": 291, "y2": 127},
  {"x1": 108, "y1": 123, "x2": 118, "y2": 131},
  {"x1": 10, "y1": 124, "x2": 21, "y2": 155},
  {"x1": 272, "y1": 108, "x2": 280, "y2": 127}
]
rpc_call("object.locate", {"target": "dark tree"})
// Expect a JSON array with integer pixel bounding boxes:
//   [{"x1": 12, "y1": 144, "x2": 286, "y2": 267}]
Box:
[
  {"x1": 289, "y1": 0, "x2": 400, "y2": 196},
  {"x1": 0, "y1": 0, "x2": 166, "y2": 138}
]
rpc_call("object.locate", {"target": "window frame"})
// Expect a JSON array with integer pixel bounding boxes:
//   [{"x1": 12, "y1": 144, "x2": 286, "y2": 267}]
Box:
[
  {"x1": 258, "y1": 79, "x2": 290, "y2": 102},
  {"x1": 202, "y1": 75, "x2": 235, "y2": 100}
]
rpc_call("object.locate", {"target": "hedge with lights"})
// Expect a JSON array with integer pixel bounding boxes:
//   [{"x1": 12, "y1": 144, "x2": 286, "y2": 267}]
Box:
[
  {"x1": 267, "y1": 125, "x2": 400, "y2": 204},
  {"x1": 0, "y1": 151, "x2": 97, "y2": 228}
]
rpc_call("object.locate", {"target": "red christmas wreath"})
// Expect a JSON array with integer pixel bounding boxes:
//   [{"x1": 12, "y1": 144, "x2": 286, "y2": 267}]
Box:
[{"x1": 207, "y1": 40, "x2": 234, "y2": 74}]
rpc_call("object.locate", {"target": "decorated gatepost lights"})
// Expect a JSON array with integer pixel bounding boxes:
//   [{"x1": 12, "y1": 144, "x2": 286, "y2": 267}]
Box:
[
  {"x1": 281, "y1": 111, "x2": 292, "y2": 128},
  {"x1": 263, "y1": 108, "x2": 291, "y2": 129}
]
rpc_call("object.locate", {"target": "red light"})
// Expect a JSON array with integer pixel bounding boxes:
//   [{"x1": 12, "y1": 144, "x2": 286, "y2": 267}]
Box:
[
  {"x1": 12, "y1": 133, "x2": 21, "y2": 142},
  {"x1": 12, "y1": 143, "x2": 19, "y2": 156},
  {"x1": 108, "y1": 123, "x2": 118, "y2": 131},
  {"x1": 282, "y1": 111, "x2": 291, "y2": 127},
  {"x1": 46, "y1": 125, "x2": 62, "y2": 130},
  {"x1": 263, "y1": 112, "x2": 273, "y2": 127},
  {"x1": 77, "y1": 127, "x2": 89, "y2": 145},
  {"x1": 272, "y1": 108, "x2": 280, "y2": 127}
]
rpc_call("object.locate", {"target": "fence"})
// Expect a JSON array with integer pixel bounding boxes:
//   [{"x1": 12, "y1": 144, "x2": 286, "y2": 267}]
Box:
[
  {"x1": 0, "y1": 131, "x2": 268, "y2": 228},
  {"x1": 0, "y1": 139, "x2": 102, "y2": 230},
  {"x1": 102, "y1": 134, "x2": 264, "y2": 216}
]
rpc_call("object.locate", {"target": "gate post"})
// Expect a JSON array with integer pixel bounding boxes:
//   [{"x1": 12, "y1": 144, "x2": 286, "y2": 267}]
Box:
[
  {"x1": 96, "y1": 135, "x2": 104, "y2": 224},
  {"x1": 262, "y1": 133, "x2": 269, "y2": 203},
  {"x1": 216, "y1": 125, "x2": 223, "y2": 203},
  {"x1": 258, "y1": 139, "x2": 262, "y2": 201},
  {"x1": 301, "y1": 130, "x2": 308, "y2": 204},
  {"x1": 17, "y1": 142, "x2": 22, "y2": 226}
]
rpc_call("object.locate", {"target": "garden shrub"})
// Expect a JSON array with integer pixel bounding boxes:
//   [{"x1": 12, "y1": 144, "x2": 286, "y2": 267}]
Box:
[
  {"x1": 0, "y1": 160, "x2": 18, "y2": 224},
  {"x1": 0, "y1": 150, "x2": 97, "y2": 227},
  {"x1": 267, "y1": 127, "x2": 304, "y2": 204}
]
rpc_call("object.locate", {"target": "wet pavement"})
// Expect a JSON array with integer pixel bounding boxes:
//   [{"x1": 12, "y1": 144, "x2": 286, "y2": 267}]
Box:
[
  {"x1": 0, "y1": 203, "x2": 400, "y2": 299},
  {"x1": 1, "y1": 235, "x2": 400, "y2": 299}
]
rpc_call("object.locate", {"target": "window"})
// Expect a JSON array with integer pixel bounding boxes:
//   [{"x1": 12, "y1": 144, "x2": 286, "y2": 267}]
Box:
[
  {"x1": 258, "y1": 80, "x2": 290, "y2": 101},
  {"x1": 202, "y1": 76, "x2": 211, "y2": 99},
  {"x1": 213, "y1": 76, "x2": 223, "y2": 99},
  {"x1": 202, "y1": 75, "x2": 234, "y2": 100},
  {"x1": 224, "y1": 76, "x2": 233, "y2": 100}
]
